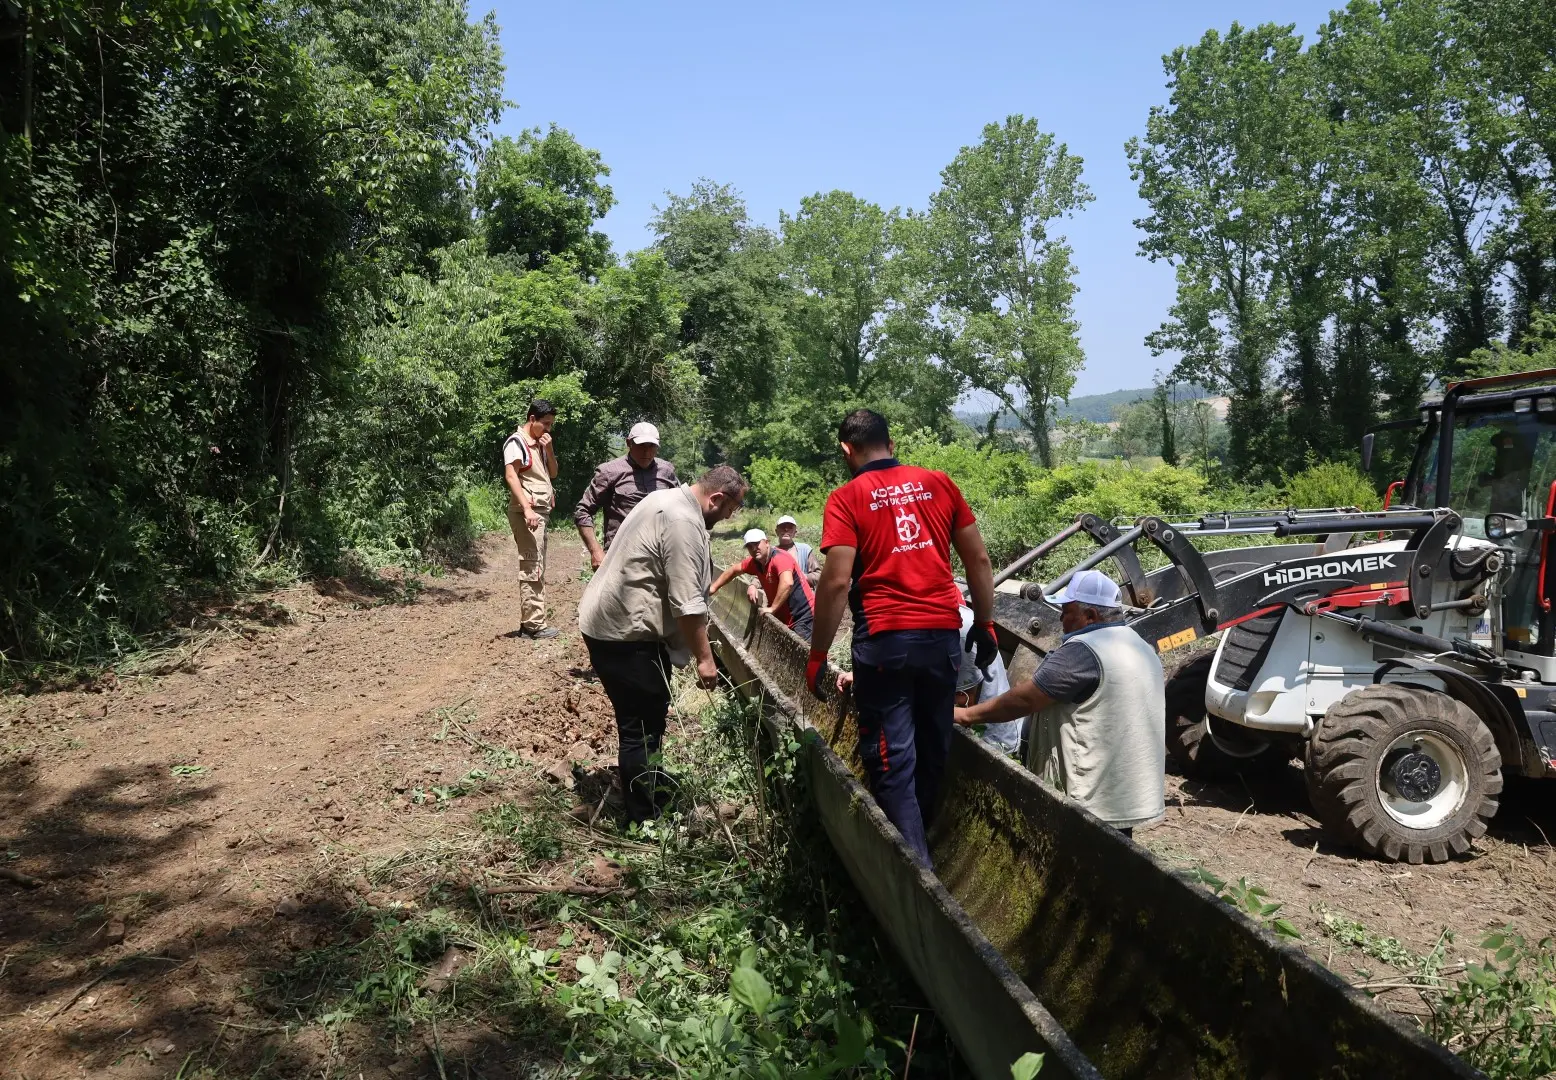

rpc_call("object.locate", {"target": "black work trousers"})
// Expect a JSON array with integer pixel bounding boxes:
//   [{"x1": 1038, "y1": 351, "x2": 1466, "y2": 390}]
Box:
[{"x1": 584, "y1": 635, "x2": 673, "y2": 824}]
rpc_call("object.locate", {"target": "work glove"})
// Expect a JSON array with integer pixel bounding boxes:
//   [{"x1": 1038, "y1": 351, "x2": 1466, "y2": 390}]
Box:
[
  {"x1": 805, "y1": 649, "x2": 833, "y2": 701},
  {"x1": 965, "y1": 621, "x2": 998, "y2": 676}
]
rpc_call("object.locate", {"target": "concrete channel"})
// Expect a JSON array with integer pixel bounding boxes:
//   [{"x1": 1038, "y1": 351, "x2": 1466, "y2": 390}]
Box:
[{"x1": 705, "y1": 584, "x2": 1483, "y2": 1080}]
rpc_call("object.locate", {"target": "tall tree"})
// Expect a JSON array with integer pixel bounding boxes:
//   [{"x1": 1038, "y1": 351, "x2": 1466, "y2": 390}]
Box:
[
  {"x1": 917, "y1": 115, "x2": 1092, "y2": 466},
  {"x1": 780, "y1": 190, "x2": 895, "y2": 394},
  {"x1": 651, "y1": 181, "x2": 789, "y2": 463},
  {"x1": 476, "y1": 125, "x2": 615, "y2": 277},
  {"x1": 1129, "y1": 24, "x2": 1312, "y2": 480}
]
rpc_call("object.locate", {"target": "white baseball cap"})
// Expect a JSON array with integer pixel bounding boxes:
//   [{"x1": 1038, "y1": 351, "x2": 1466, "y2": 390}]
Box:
[
  {"x1": 775, "y1": 515, "x2": 797, "y2": 528},
  {"x1": 627, "y1": 422, "x2": 660, "y2": 446},
  {"x1": 1050, "y1": 569, "x2": 1121, "y2": 608},
  {"x1": 743, "y1": 529, "x2": 767, "y2": 545}
]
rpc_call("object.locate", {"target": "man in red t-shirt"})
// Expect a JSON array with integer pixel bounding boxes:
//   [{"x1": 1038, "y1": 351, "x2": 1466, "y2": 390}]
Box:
[
  {"x1": 806, "y1": 409, "x2": 996, "y2": 866},
  {"x1": 710, "y1": 529, "x2": 815, "y2": 640}
]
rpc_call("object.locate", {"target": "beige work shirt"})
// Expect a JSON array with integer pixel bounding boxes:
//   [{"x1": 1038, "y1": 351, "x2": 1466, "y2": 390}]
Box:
[{"x1": 577, "y1": 485, "x2": 710, "y2": 664}]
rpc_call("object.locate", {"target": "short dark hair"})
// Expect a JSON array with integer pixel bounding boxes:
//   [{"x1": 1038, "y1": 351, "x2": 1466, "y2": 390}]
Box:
[
  {"x1": 838, "y1": 408, "x2": 890, "y2": 450},
  {"x1": 527, "y1": 398, "x2": 557, "y2": 419},
  {"x1": 696, "y1": 464, "x2": 748, "y2": 502}
]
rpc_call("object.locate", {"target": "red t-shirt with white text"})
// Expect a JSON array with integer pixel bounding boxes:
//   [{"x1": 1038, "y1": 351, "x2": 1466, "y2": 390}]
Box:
[{"x1": 819, "y1": 459, "x2": 974, "y2": 638}]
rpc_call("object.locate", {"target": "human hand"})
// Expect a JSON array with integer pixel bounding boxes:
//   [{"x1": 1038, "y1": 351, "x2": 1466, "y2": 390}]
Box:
[
  {"x1": 746, "y1": 584, "x2": 762, "y2": 607},
  {"x1": 805, "y1": 650, "x2": 832, "y2": 701},
  {"x1": 537, "y1": 432, "x2": 553, "y2": 451},
  {"x1": 836, "y1": 670, "x2": 854, "y2": 695},
  {"x1": 696, "y1": 654, "x2": 719, "y2": 689},
  {"x1": 965, "y1": 621, "x2": 998, "y2": 675},
  {"x1": 590, "y1": 548, "x2": 604, "y2": 569},
  {"x1": 525, "y1": 509, "x2": 542, "y2": 531},
  {"x1": 953, "y1": 706, "x2": 975, "y2": 727}
]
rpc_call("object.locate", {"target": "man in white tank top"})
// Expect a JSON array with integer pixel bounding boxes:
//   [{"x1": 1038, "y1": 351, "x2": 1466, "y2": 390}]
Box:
[{"x1": 953, "y1": 569, "x2": 1165, "y2": 836}]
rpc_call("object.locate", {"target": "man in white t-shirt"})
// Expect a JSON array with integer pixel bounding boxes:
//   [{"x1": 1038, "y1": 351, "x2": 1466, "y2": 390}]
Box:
[{"x1": 503, "y1": 398, "x2": 560, "y2": 639}]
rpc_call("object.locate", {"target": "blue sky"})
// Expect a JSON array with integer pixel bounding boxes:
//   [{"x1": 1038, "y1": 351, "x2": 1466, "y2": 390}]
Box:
[{"x1": 485, "y1": 0, "x2": 1339, "y2": 397}]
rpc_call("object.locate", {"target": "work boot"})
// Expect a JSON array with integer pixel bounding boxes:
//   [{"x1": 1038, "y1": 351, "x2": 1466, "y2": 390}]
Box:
[{"x1": 525, "y1": 627, "x2": 559, "y2": 640}]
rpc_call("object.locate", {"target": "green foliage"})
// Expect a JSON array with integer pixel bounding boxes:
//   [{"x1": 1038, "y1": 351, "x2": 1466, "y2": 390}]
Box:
[
  {"x1": 912, "y1": 115, "x2": 1094, "y2": 467},
  {"x1": 895, "y1": 431, "x2": 1044, "y2": 512},
  {"x1": 269, "y1": 692, "x2": 938, "y2": 1077},
  {"x1": 1011, "y1": 1052, "x2": 1046, "y2": 1079},
  {"x1": 1429, "y1": 929, "x2": 1556, "y2": 1079},
  {"x1": 476, "y1": 126, "x2": 615, "y2": 277},
  {"x1": 1132, "y1": 0, "x2": 1556, "y2": 480},
  {"x1": 1190, "y1": 868, "x2": 1300, "y2": 939},
  {"x1": 1317, "y1": 909, "x2": 1446, "y2": 976},
  {"x1": 747, "y1": 458, "x2": 827, "y2": 515},
  {"x1": 1282, "y1": 462, "x2": 1382, "y2": 512}
]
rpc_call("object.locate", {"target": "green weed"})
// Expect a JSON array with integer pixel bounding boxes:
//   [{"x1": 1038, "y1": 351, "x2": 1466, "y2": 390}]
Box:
[
  {"x1": 1189, "y1": 868, "x2": 1301, "y2": 939},
  {"x1": 1429, "y1": 929, "x2": 1556, "y2": 1079}
]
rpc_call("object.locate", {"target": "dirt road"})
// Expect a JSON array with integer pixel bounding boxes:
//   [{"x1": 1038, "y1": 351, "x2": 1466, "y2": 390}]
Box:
[{"x1": 1, "y1": 533, "x2": 615, "y2": 1078}]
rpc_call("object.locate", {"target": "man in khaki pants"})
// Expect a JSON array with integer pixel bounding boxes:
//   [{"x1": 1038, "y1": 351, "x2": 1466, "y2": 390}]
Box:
[{"x1": 503, "y1": 398, "x2": 560, "y2": 639}]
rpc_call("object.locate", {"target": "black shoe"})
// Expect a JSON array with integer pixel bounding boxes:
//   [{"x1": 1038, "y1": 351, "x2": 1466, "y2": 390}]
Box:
[{"x1": 525, "y1": 627, "x2": 560, "y2": 640}]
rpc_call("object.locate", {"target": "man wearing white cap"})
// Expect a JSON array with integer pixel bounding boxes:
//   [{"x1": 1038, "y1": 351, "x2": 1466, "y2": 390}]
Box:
[
  {"x1": 708, "y1": 528, "x2": 815, "y2": 639},
  {"x1": 953, "y1": 568, "x2": 1165, "y2": 836},
  {"x1": 573, "y1": 422, "x2": 679, "y2": 569},
  {"x1": 773, "y1": 515, "x2": 820, "y2": 588}
]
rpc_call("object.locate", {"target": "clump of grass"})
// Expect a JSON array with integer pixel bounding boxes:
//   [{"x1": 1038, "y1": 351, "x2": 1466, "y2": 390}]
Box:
[{"x1": 247, "y1": 682, "x2": 967, "y2": 1078}]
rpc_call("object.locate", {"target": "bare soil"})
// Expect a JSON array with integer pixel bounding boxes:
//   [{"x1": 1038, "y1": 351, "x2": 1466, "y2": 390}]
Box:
[
  {"x1": 1140, "y1": 761, "x2": 1556, "y2": 1019},
  {"x1": 0, "y1": 532, "x2": 616, "y2": 1078}
]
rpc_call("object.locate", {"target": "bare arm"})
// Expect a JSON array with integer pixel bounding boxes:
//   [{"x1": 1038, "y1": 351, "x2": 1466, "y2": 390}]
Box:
[
  {"x1": 809, "y1": 546, "x2": 854, "y2": 657},
  {"x1": 766, "y1": 569, "x2": 794, "y2": 615},
  {"x1": 573, "y1": 467, "x2": 611, "y2": 567},
  {"x1": 956, "y1": 680, "x2": 1054, "y2": 727},
  {"x1": 708, "y1": 563, "x2": 744, "y2": 595},
  {"x1": 677, "y1": 613, "x2": 718, "y2": 688},
  {"x1": 952, "y1": 523, "x2": 995, "y2": 625},
  {"x1": 541, "y1": 434, "x2": 559, "y2": 478}
]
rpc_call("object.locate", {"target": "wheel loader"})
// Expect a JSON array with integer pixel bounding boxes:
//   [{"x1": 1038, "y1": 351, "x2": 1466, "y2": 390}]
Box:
[{"x1": 994, "y1": 368, "x2": 1556, "y2": 864}]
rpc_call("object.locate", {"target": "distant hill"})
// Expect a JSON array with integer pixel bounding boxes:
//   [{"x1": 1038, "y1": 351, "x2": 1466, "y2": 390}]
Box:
[{"x1": 957, "y1": 384, "x2": 1214, "y2": 429}]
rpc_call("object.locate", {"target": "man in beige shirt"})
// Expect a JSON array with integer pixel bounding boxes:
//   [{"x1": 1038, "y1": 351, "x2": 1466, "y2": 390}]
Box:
[
  {"x1": 578, "y1": 465, "x2": 747, "y2": 824},
  {"x1": 503, "y1": 398, "x2": 560, "y2": 639}
]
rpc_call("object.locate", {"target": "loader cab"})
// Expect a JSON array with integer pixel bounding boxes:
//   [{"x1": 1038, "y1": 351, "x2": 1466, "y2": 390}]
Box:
[{"x1": 1400, "y1": 371, "x2": 1556, "y2": 661}]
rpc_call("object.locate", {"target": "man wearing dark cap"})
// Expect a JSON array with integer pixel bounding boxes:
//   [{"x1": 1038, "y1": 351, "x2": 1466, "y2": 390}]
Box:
[{"x1": 574, "y1": 422, "x2": 679, "y2": 569}]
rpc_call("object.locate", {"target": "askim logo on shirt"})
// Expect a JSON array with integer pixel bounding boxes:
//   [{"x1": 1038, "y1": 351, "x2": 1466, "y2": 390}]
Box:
[{"x1": 1261, "y1": 552, "x2": 1398, "y2": 587}]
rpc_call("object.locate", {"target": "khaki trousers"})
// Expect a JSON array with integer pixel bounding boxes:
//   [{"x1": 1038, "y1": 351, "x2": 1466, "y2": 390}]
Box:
[{"x1": 507, "y1": 504, "x2": 549, "y2": 631}]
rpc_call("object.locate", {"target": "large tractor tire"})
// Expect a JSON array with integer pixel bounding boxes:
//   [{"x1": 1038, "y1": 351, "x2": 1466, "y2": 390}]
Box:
[
  {"x1": 1164, "y1": 653, "x2": 1289, "y2": 780},
  {"x1": 1306, "y1": 684, "x2": 1502, "y2": 863}
]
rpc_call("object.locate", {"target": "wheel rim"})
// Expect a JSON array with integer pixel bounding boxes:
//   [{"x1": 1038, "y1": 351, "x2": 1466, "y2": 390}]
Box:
[
  {"x1": 1204, "y1": 716, "x2": 1272, "y2": 759},
  {"x1": 1375, "y1": 731, "x2": 1468, "y2": 830}
]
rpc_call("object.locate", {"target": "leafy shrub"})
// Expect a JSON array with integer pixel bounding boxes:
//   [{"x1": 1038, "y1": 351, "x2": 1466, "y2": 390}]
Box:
[
  {"x1": 1281, "y1": 462, "x2": 1381, "y2": 512},
  {"x1": 747, "y1": 457, "x2": 826, "y2": 514},
  {"x1": 1429, "y1": 929, "x2": 1556, "y2": 1078},
  {"x1": 895, "y1": 432, "x2": 1043, "y2": 512}
]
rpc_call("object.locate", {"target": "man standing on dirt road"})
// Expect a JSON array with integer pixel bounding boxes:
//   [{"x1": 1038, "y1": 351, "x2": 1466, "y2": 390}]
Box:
[
  {"x1": 573, "y1": 422, "x2": 679, "y2": 569},
  {"x1": 953, "y1": 569, "x2": 1165, "y2": 837},
  {"x1": 578, "y1": 465, "x2": 748, "y2": 825},
  {"x1": 806, "y1": 409, "x2": 997, "y2": 866},
  {"x1": 708, "y1": 528, "x2": 815, "y2": 640},
  {"x1": 504, "y1": 399, "x2": 560, "y2": 640}
]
